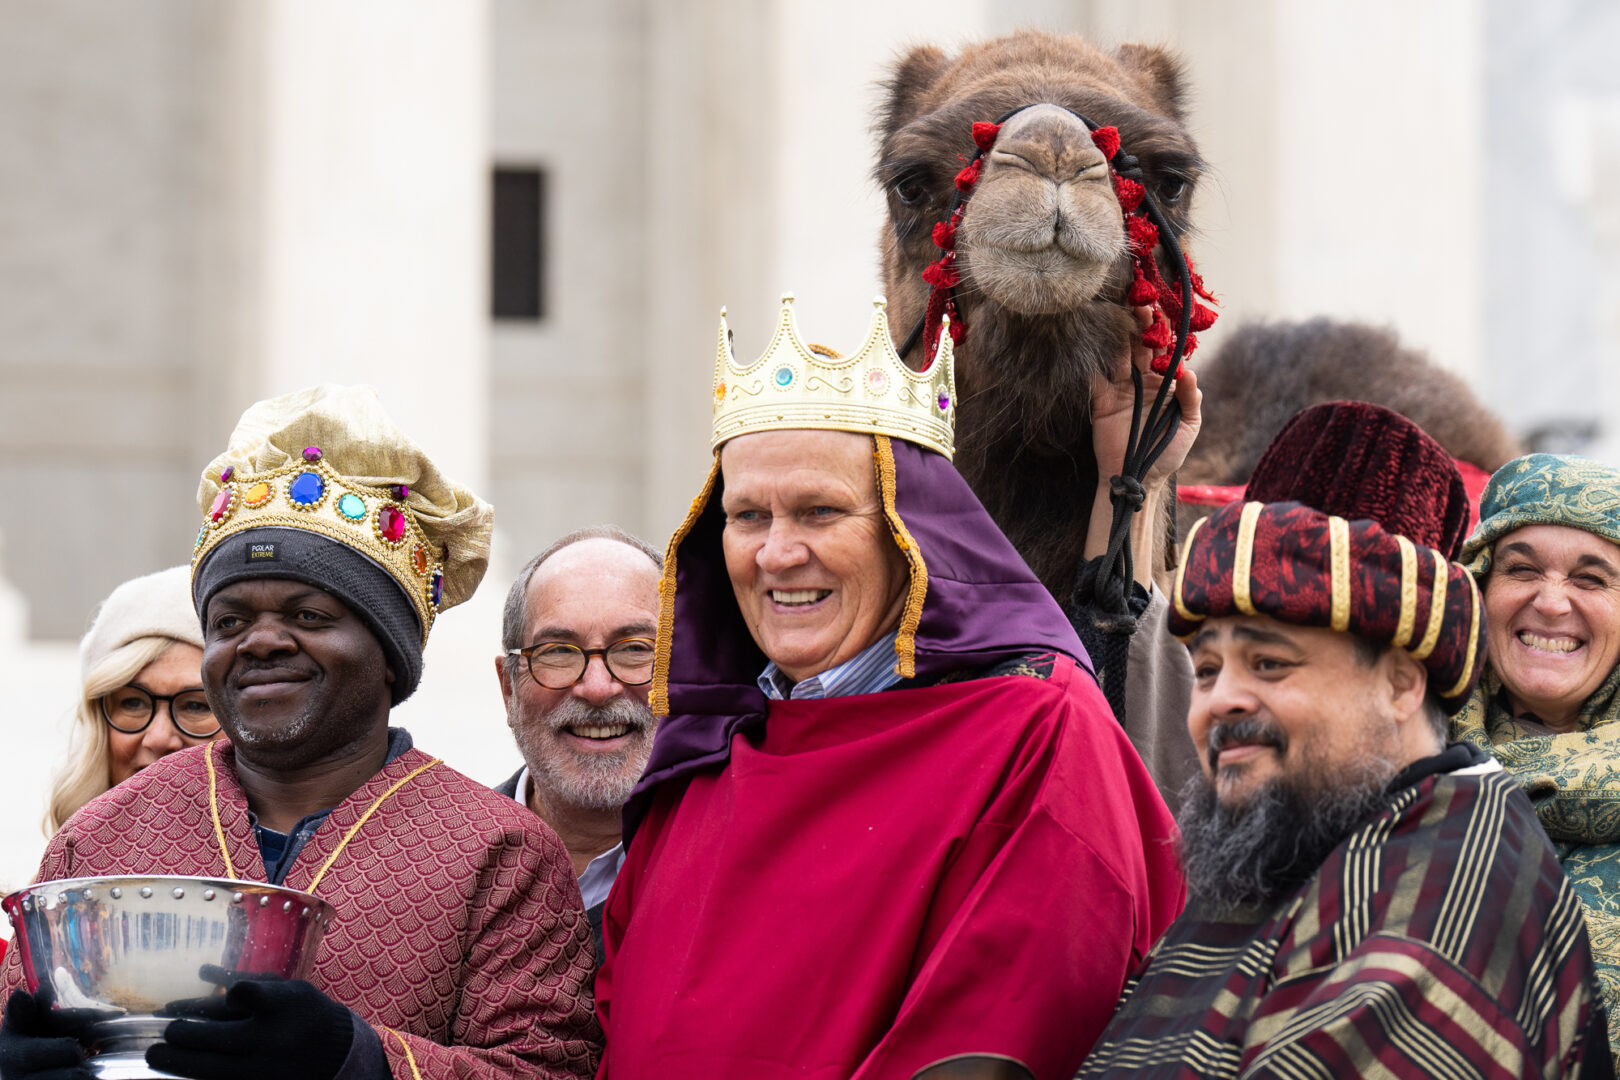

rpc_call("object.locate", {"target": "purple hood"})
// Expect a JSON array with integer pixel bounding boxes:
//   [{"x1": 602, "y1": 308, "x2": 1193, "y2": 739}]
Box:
[{"x1": 626, "y1": 436, "x2": 1088, "y2": 842}]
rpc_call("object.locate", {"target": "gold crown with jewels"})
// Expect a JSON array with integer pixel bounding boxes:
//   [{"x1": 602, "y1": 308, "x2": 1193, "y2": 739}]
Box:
[
  {"x1": 190, "y1": 449, "x2": 448, "y2": 642},
  {"x1": 711, "y1": 294, "x2": 957, "y2": 459}
]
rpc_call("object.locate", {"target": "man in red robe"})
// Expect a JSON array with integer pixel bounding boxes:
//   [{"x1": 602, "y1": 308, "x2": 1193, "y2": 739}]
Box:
[
  {"x1": 595, "y1": 298, "x2": 1184, "y2": 1080},
  {"x1": 0, "y1": 386, "x2": 600, "y2": 1079}
]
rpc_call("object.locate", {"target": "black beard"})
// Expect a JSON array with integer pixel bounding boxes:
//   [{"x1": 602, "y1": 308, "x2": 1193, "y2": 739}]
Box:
[
  {"x1": 1175, "y1": 741, "x2": 1398, "y2": 914},
  {"x1": 217, "y1": 663, "x2": 384, "y2": 772}
]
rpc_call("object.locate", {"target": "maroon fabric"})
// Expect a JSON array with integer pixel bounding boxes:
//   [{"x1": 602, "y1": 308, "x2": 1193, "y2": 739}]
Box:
[
  {"x1": 597, "y1": 655, "x2": 1184, "y2": 1080},
  {"x1": 1, "y1": 740, "x2": 602, "y2": 1078},
  {"x1": 1244, "y1": 402, "x2": 1472, "y2": 560},
  {"x1": 1170, "y1": 501, "x2": 1485, "y2": 712}
]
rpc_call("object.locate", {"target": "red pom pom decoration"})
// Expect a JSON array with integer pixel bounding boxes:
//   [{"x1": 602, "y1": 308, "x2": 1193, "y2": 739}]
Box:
[
  {"x1": 1127, "y1": 214, "x2": 1159, "y2": 256},
  {"x1": 954, "y1": 159, "x2": 983, "y2": 192},
  {"x1": 1141, "y1": 314, "x2": 1173, "y2": 350},
  {"x1": 921, "y1": 258, "x2": 961, "y2": 289},
  {"x1": 1127, "y1": 268, "x2": 1158, "y2": 307},
  {"x1": 1090, "y1": 125, "x2": 1121, "y2": 161},
  {"x1": 931, "y1": 221, "x2": 957, "y2": 250},
  {"x1": 972, "y1": 122, "x2": 1002, "y2": 151},
  {"x1": 1112, "y1": 176, "x2": 1145, "y2": 213}
]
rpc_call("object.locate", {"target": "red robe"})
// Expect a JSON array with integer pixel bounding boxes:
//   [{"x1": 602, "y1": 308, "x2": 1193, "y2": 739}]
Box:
[
  {"x1": 597, "y1": 655, "x2": 1183, "y2": 1079},
  {"x1": 2, "y1": 739, "x2": 602, "y2": 1078}
]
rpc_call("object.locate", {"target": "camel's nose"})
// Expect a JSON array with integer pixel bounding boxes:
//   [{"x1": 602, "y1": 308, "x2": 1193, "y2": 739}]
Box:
[{"x1": 987, "y1": 104, "x2": 1109, "y2": 183}]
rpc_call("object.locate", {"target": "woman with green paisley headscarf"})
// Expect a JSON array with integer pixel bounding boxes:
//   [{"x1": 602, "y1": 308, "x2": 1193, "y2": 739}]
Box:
[{"x1": 1452, "y1": 452, "x2": 1620, "y2": 1053}]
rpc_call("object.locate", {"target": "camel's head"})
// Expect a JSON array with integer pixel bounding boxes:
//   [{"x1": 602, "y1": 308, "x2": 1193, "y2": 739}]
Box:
[{"x1": 875, "y1": 32, "x2": 1202, "y2": 392}]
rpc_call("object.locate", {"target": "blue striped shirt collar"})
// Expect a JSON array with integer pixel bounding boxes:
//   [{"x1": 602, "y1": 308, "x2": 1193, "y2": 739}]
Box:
[{"x1": 757, "y1": 630, "x2": 903, "y2": 701}]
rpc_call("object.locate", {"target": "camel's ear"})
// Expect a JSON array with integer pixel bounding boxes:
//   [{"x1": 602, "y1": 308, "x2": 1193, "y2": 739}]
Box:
[
  {"x1": 878, "y1": 44, "x2": 951, "y2": 139},
  {"x1": 1116, "y1": 43, "x2": 1188, "y2": 123}
]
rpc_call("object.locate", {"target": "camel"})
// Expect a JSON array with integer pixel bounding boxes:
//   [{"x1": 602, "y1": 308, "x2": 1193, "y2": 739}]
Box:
[
  {"x1": 874, "y1": 30, "x2": 1204, "y2": 601},
  {"x1": 1180, "y1": 319, "x2": 1522, "y2": 528}
]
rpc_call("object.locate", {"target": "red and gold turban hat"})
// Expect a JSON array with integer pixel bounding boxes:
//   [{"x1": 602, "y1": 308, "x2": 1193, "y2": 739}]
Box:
[{"x1": 1169, "y1": 403, "x2": 1487, "y2": 714}]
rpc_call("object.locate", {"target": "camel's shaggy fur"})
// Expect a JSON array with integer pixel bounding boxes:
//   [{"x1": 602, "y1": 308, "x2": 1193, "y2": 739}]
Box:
[{"x1": 1181, "y1": 318, "x2": 1522, "y2": 531}]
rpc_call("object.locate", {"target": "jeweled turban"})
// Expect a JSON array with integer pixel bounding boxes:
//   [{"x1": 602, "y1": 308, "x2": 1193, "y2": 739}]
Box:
[{"x1": 189, "y1": 385, "x2": 493, "y2": 703}]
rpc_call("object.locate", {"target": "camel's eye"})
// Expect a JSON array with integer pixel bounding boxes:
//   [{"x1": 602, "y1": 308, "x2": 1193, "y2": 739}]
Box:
[
  {"x1": 893, "y1": 175, "x2": 927, "y2": 207},
  {"x1": 1156, "y1": 176, "x2": 1189, "y2": 205}
]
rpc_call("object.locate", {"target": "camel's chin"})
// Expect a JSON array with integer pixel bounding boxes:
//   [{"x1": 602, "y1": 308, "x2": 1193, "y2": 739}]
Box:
[{"x1": 968, "y1": 247, "x2": 1116, "y2": 316}]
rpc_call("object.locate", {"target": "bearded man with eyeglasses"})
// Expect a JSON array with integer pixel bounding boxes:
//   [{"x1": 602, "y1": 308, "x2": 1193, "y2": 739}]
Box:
[{"x1": 494, "y1": 525, "x2": 663, "y2": 958}]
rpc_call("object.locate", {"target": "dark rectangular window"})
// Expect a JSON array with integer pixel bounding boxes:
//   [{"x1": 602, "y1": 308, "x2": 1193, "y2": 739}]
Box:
[{"x1": 491, "y1": 167, "x2": 546, "y2": 320}]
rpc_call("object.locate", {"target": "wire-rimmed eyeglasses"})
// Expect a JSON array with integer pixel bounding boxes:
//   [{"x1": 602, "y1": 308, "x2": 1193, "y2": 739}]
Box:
[
  {"x1": 504, "y1": 637, "x2": 656, "y2": 690},
  {"x1": 100, "y1": 684, "x2": 222, "y2": 738}
]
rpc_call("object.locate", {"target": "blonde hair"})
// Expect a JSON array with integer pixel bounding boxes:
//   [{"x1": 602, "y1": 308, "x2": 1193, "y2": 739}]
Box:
[{"x1": 45, "y1": 635, "x2": 182, "y2": 835}]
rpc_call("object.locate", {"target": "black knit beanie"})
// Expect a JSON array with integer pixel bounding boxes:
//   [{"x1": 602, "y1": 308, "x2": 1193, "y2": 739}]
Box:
[{"x1": 192, "y1": 526, "x2": 424, "y2": 704}]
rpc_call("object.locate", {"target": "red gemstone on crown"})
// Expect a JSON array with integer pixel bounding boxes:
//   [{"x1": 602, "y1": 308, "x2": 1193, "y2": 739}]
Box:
[
  {"x1": 209, "y1": 489, "x2": 233, "y2": 522},
  {"x1": 379, "y1": 505, "x2": 407, "y2": 544},
  {"x1": 302, "y1": 446, "x2": 322, "y2": 463}
]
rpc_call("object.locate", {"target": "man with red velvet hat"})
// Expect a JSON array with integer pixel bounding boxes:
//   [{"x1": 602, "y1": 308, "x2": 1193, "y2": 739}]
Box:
[{"x1": 1079, "y1": 403, "x2": 1610, "y2": 1078}]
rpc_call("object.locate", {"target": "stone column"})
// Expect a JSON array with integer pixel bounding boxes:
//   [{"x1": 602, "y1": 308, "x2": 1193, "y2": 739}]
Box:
[
  {"x1": 640, "y1": 0, "x2": 778, "y2": 541},
  {"x1": 222, "y1": 0, "x2": 504, "y2": 778},
  {"x1": 243, "y1": 0, "x2": 491, "y2": 493}
]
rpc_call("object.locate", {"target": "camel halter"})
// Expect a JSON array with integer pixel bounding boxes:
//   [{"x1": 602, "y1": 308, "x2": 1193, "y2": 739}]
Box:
[{"x1": 897, "y1": 102, "x2": 1217, "y2": 618}]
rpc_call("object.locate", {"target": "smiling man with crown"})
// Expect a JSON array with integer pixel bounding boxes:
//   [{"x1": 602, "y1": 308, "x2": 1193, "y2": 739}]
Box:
[
  {"x1": 594, "y1": 296, "x2": 1184, "y2": 1079},
  {"x1": 0, "y1": 386, "x2": 602, "y2": 1080}
]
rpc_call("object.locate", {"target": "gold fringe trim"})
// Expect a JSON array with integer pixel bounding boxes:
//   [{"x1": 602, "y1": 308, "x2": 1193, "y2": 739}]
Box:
[
  {"x1": 204, "y1": 744, "x2": 238, "y2": 880},
  {"x1": 1232, "y1": 502, "x2": 1263, "y2": 616},
  {"x1": 1412, "y1": 548, "x2": 1449, "y2": 661},
  {"x1": 207, "y1": 745, "x2": 441, "y2": 891},
  {"x1": 1393, "y1": 535, "x2": 1419, "y2": 648},
  {"x1": 306, "y1": 760, "x2": 441, "y2": 893},
  {"x1": 1328, "y1": 515, "x2": 1351, "y2": 633},
  {"x1": 1440, "y1": 569, "x2": 1483, "y2": 700},
  {"x1": 651, "y1": 461, "x2": 720, "y2": 717},
  {"x1": 874, "y1": 435, "x2": 927, "y2": 679},
  {"x1": 1171, "y1": 515, "x2": 1208, "y2": 625},
  {"x1": 382, "y1": 1027, "x2": 424, "y2": 1080}
]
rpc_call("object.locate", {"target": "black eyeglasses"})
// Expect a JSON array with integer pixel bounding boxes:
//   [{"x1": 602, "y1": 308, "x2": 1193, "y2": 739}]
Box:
[
  {"x1": 504, "y1": 637, "x2": 656, "y2": 690},
  {"x1": 100, "y1": 684, "x2": 221, "y2": 738}
]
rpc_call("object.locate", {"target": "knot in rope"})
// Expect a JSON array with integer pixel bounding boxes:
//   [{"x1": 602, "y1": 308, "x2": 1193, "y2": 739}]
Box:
[{"x1": 1108, "y1": 473, "x2": 1146, "y2": 512}]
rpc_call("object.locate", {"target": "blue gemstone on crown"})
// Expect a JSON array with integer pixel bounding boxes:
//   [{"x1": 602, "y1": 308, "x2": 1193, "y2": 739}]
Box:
[
  {"x1": 429, "y1": 569, "x2": 444, "y2": 607},
  {"x1": 289, "y1": 471, "x2": 325, "y2": 506},
  {"x1": 337, "y1": 493, "x2": 366, "y2": 520},
  {"x1": 774, "y1": 366, "x2": 794, "y2": 388}
]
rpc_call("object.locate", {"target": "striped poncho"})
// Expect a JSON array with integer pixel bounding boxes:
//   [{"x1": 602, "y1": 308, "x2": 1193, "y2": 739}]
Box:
[{"x1": 1079, "y1": 748, "x2": 1609, "y2": 1079}]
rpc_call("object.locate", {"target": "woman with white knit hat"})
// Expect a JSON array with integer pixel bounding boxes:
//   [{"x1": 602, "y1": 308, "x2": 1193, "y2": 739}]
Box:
[{"x1": 45, "y1": 564, "x2": 216, "y2": 834}]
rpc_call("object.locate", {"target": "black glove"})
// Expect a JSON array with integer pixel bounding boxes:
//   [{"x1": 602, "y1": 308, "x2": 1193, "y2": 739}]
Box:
[
  {"x1": 0, "y1": 990, "x2": 95, "y2": 1080},
  {"x1": 145, "y1": 978, "x2": 359, "y2": 1080}
]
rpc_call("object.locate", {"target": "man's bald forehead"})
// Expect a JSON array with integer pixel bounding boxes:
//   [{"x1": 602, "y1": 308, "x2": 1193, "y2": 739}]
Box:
[{"x1": 529, "y1": 536, "x2": 661, "y2": 591}]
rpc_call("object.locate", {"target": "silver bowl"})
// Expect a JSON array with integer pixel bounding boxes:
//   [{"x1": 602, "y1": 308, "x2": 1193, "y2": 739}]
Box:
[{"x1": 4, "y1": 875, "x2": 332, "y2": 1079}]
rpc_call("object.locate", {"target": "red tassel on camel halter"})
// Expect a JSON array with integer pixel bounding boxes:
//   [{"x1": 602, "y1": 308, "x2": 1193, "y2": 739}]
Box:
[{"x1": 919, "y1": 119, "x2": 1218, "y2": 374}]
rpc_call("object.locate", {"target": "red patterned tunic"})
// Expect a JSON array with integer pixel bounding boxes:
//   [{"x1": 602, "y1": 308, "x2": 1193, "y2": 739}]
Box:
[{"x1": 1, "y1": 740, "x2": 602, "y2": 1079}]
